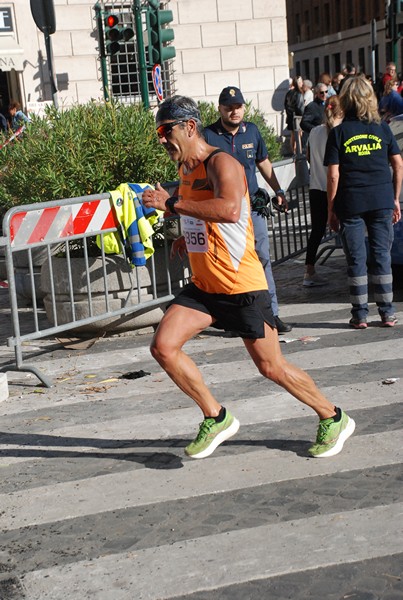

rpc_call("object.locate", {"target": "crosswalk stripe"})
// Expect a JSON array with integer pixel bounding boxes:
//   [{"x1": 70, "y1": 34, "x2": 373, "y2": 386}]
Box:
[
  {"x1": 21, "y1": 502, "x2": 403, "y2": 600},
  {"x1": 1, "y1": 429, "x2": 402, "y2": 531},
  {"x1": 0, "y1": 380, "x2": 401, "y2": 467}
]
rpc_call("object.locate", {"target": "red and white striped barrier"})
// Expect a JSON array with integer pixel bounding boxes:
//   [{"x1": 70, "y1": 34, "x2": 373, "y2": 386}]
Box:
[{"x1": 9, "y1": 197, "x2": 118, "y2": 248}]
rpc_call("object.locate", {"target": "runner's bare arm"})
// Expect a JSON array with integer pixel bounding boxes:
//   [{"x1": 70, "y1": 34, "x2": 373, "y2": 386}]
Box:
[
  {"x1": 166, "y1": 152, "x2": 244, "y2": 223},
  {"x1": 143, "y1": 152, "x2": 244, "y2": 223}
]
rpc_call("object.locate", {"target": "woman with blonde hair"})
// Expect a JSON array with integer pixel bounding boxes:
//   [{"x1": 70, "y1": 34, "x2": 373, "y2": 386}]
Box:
[
  {"x1": 324, "y1": 75, "x2": 403, "y2": 328},
  {"x1": 303, "y1": 95, "x2": 344, "y2": 286}
]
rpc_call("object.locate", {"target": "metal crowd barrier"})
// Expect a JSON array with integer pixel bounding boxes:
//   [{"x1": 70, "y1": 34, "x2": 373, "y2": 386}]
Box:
[
  {"x1": 260, "y1": 156, "x2": 337, "y2": 265},
  {"x1": 0, "y1": 190, "x2": 187, "y2": 387}
]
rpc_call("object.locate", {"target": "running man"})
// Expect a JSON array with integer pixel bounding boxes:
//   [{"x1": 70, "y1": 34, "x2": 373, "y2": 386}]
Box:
[{"x1": 142, "y1": 95, "x2": 355, "y2": 460}]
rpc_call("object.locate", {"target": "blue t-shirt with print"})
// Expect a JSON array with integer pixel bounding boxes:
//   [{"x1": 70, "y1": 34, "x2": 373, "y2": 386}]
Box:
[
  {"x1": 324, "y1": 117, "x2": 400, "y2": 217},
  {"x1": 203, "y1": 119, "x2": 268, "y2": 196}
]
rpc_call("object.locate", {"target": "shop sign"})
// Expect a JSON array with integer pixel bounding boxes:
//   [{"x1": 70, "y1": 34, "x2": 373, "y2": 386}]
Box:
[{"x1": 0, "y1": 8, "x2": 13, "y2": 34}]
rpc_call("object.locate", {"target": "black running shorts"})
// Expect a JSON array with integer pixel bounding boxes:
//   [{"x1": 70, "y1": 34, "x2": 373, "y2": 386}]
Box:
[{"x1": 167, "y1": 282, "x2": 275, "y2": 339}]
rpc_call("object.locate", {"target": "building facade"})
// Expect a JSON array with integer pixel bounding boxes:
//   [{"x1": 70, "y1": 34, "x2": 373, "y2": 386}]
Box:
[
  {"x1": 0, "y1": 0, "x2": 290, "y2": 132},
  {"x1": 286, "y1": 0, "x2": 399, "y2": 84}
]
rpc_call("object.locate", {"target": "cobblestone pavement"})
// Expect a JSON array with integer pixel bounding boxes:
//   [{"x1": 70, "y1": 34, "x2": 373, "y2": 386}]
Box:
[{"x1": 0, "y1": 250, "x2": 402, "y2": 600}]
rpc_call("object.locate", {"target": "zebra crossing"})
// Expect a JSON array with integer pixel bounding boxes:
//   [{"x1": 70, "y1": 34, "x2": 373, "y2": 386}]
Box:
[{"x1": 0, "y1": 295, "x2": 402, "y2": 599}]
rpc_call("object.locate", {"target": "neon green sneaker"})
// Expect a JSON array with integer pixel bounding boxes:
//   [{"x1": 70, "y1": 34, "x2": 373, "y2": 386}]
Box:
[
  {"x1": 185, "y1": 410, "x2": 240, "y2": 459},
  {"x1": 308, "y1": 410, "x2": 355, "y2": 458}
]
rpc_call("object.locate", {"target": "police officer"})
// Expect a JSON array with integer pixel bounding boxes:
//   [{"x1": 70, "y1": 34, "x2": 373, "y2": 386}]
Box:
[{"x1": 204, "y1": 86, "x2": 292, "y2": 333}]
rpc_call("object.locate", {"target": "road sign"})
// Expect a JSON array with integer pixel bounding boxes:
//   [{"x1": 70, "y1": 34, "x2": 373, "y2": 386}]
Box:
[{"x1": 152, "y1": 64, "x2": 163, "y2": 102}]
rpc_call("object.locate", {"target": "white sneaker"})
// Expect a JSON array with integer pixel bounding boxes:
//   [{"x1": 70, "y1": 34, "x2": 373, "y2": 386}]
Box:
[{"x1": 303, "y1": 273, "x2": 328, "y2": 287}]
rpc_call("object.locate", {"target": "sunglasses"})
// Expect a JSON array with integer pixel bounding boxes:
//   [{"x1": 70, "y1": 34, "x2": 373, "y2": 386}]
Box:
[
  {"x1": 319, "y1": 90, "x2": 328, "y2": 95},
  {"x1": 156, "y1": 120, "x2": 188, "y2": 139}
]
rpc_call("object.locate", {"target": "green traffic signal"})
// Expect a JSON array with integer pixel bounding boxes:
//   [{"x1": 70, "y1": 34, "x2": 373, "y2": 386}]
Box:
[{"x1": 146, "y1": 3, "x2": 175, "y2": 67}]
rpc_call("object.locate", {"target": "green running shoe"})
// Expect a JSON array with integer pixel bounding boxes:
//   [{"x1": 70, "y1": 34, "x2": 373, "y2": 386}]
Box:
[
  {"x1": 308, "y1": 410, "x2": 355, "y2": 458},
  {"x1": 185, "y1": 410, "x2": 240, "y2": 459}
]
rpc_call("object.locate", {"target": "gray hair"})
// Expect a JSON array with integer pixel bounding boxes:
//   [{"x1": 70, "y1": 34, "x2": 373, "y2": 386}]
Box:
[
  {"x1": 156, "y1": 95, "x2": 203, "y2": 134},
  {"x1": 315, "y1": 83, "x2": 328, "y2": 94},
  {"x1": 303, "y1": 79, "x2": 312, "y2": 89}
]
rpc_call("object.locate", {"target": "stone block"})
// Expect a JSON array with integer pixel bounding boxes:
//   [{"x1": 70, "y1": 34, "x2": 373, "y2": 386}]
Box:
[
  {"x1": 55, "y1": 56, "x2": 98, "y2": 81},
  {"x1": 182, "y1": 48, "x2": 221, "y2": 73},
  {"x1": 175, "y1": 72, "x2": 207, "y2": 97},
  {"x1": 240, "y1": 68, "x2": 274, "y2": 92},
  {"x1": 177, "y1": 0, "x2": 217, "y2": 24},
  {"x1": 204, "y1": 70, "x2": 240, "y2": 97},
  {"x1": 50, "y1": 31, "x2": 73, "y2": 57},
  {"x1": 174, "y1": 25, "x2": 202, "y2": 50},
  {"x1": 256, "y1": 43, "x2": 288, "y2": 68},
  {"x1": 201, "y1": 23, "x2": 236, "y2": 47},
  {"x1": 54, "y1": 5, "x2": 92, "y2": 30},
  {"x1": 71, "y1": 30, "x2": 98, "y2": 55},
  {"x1": 221, "y1": 45, "x2": 256, "y2": 71},
  {"x1": 271, "y1": 18, "x2": 288, "y2": 42},
  {"x1": 236, "y1": 20, "x2": 272, "y2": 45},
  {"x1": 218, "y1": 0, "x2": 253, "y2": 21},
  {"x1": 252, "y1": 0, "x2": 285, "y2": 18}
]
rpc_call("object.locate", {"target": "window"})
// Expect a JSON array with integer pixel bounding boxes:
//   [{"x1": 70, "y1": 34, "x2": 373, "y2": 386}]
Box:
[
  {"x1": 324, "y1": 55, "x2": 330, "y2": 74},
  {"x1": 332, "y1": 53, "x2": 341, "y2": 73},
  {"x1": 324, "y1": 3, "x2": 330, "y2": 33},
  {"x1": 358, "y1": 47, "x2": 365, "y2": 74},
  {"x1": 346, "y1": 50, "x2": 353, "y2": 68},
  {"x1": 335, "y1": 6, "x2": 341, "y2": 31},
  {"x1": 314, "y1": 57, "x2": 319, "y2": 83},
  {"x1": 296, "y1": 13, "x2": 301, "y2": 40},
  {"x1": 359, "y1": 2, "x2": 366, "y2": 26},
  {"x1": 303, "y1": 59, "x2": 310, "y2": 79},
  {"x1": 304, "y1": 10, "x2": 310, "y2": 39}
]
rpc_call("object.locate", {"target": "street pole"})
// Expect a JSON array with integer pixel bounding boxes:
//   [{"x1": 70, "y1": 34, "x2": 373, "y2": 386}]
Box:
[
  {"x1": 44, "y1": 32, "x2": 58, "y2": 109},
  {"x1": 95, "y1": 3, "x2": 110, "y2": 102},
  {"x1": 370, "y1": 19, "x2": 376, "y2": 83},
  {"x1": 133, "y1": 0, "x2": 149, "y2": 109}
]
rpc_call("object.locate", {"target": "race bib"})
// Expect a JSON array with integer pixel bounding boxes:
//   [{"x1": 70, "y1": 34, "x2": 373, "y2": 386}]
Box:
[{"x1": 181, "y1": 216, "x2": 208, "y2": 253}]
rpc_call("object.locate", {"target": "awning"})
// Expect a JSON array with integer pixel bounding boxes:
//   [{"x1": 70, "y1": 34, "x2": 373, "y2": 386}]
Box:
[{"x1": 0, "y1": 36, "x2": 24, "y2": 71}]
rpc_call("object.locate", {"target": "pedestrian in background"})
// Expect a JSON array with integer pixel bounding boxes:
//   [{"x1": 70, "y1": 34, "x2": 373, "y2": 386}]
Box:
[
  {"x1": 203, "y1": 86, "x2": 292, "y2": 333},
  {"x1": 332, "y1": 72, "x2": 345, "y2": 94},
  {"x1": 325, "y1": 76, "x2": 403, "y2": 329},
  {"x1": 303, "y1": 79, "x2": 314, "y2": 106},
  {"x1": 318, "y1": 73, "x2": 337, "y2": 97},
  {"x1": 142, "y1": 94, "x2": 355, "y2": 460},
  {"x1": 284, "y1": 75, "x2": 304, "y2": 155},
  {"x1": 8, "y1": 101, "x2": 31, "y2": 132},
  {"x1": 303, "y1": 95, "x2": 344, "y2": 287},
  {"x1": 379, "y1": 79, "x2": 403, "y2": 122},
  {"x1": 301, "y1": 83, "x2": 327, "y2": 149},
  {"x1": 338, "y1": 63, "x2": 356, "y2": 92}
]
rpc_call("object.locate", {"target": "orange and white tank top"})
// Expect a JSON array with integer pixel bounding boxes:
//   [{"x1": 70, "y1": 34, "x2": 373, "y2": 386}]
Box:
[{"x1": 178, "y1": 150, "x2": 267, "y2": 294}]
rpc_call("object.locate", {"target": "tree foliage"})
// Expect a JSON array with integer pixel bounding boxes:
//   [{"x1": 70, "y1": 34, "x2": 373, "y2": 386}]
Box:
[{"x1": 0, "y1": 99, "x2": 282, "y2": 214}]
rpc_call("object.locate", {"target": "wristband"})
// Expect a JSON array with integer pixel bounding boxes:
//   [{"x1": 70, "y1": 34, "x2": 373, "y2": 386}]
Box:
[
  {"x1": 165, "y1": 196, "x2": 179, "y2": 214},
  {"x1": 275, "y1": 189, "x2": 285, "y2": 196}
]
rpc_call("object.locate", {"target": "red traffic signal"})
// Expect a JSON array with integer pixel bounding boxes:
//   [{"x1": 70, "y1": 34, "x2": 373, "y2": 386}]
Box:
[{"x1": 105, "y1": 14, "x2": 119, "y2": 28}]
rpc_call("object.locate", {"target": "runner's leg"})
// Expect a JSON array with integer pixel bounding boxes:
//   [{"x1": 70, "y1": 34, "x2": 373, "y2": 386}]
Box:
[
  {"x1": 243, "y1": 323, "x2": 336, "y2": 419},
  {"x1": 151, "y1": 303, "x2": 222, "y2": 417}
]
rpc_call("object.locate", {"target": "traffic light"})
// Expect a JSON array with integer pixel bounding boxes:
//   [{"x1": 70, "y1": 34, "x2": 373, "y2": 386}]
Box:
[
  {"x1": 104, "y1": 12, "x2": 135, "y2": 55},
  {"x1": 146, "y1": 0, "x2": 175, "y2": 67}
]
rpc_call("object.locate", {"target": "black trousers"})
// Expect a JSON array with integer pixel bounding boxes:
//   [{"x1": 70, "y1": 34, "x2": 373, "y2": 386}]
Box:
[{"x1": 305, "y1": 189, "x2": 328, "y2": 266}]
